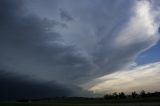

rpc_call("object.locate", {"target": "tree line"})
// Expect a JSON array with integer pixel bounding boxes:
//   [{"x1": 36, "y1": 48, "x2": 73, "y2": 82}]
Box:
[
  {"x1": 16, "y1": 90, "x2": 160, "y2": 102},
  {"x1": 104, "y1": 90, "x2": 160, "y2": 99}
]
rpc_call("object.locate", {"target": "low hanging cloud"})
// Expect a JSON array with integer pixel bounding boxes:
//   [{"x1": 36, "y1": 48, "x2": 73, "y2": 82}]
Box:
[
  {"x1": 85, "y1": 62, "x2": 160, "y2": 94},
  {"x1": 0, "y1": 70, "x2": 72, "y2": 100},
  {"x1": 0, "y1": 0, "x2": 160, "y2": 98}
]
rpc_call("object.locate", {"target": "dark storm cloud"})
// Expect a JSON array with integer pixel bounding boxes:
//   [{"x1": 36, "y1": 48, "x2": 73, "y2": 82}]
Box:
[
  {"x1": 0, "y1": 0, "x2": 160, "y2": 97},
  {"x1": 0, "y1": 0, "x2": 93, "y2": 98},
  {"x1": 0, "y1": 70, "x2": 72, "y2": 100},
  {"x1": 23, "y1": 0, "x2": 139, "y2": 80},
  {"x1": 0, "y1": 0, "x2": 93, "y2": 84}
]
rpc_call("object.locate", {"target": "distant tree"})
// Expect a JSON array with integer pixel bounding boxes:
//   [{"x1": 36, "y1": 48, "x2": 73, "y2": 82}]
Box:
[
  {"x1": 118, "y1": 92, "x2": 126, "y2": 99},
  {"x1": 104, "y1": 94, "x2": 114, "y2": 99},
  {"x1": 113, "y1": 92, "x2": 118, "y2": 99},
  {"x1": 153, "y1": 91, "x2": 160, "y2": 97},
  {"x1": 131, "y1": 91, "x2": 138, "y2": 98},
  {"x1": 140, "y1": 90, "x2": 146, "y2": 97},
  {"x1": 104, "y1": 94, "x2": 110, "y2": 99},
  {"x1": 104, "y1": 90, "x2": 160, "y2": 100}
]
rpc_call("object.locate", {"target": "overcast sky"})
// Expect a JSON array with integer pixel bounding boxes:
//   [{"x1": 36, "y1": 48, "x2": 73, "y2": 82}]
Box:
[{"x1": 0, "y1": 0, "x2": 160, "y2": 100}]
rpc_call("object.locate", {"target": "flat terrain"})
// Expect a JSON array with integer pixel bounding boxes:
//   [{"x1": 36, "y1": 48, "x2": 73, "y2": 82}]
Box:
[
  {"x1": 1, "y1": 98, "x2": 160, "y2": 106},
  {"x1": 1, "y1": 102, "x2": 160, "y2": 106}
]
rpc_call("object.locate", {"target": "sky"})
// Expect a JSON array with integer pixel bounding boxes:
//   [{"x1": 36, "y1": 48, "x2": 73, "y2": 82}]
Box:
[{"x1": 0, "y1": 0, "x2": 160, "y2": 100}]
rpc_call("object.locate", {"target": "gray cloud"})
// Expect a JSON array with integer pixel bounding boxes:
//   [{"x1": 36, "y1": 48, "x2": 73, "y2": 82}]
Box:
[
  {"x1": 59, "y1": 8, "x2": 74, "y2": 21},
  {"x1": 0, "y1": 70, "x2": 72, "y2": 100},
  {"x1": 0, "y1": 0, "x2": 93, "y2": 84},
  {"x1": 46, "y1": 0, "x2": 159, "y2": 76},
  {"x1": 0, "y1": 0, "x2": 93, "y2": 98},
  {"x1": 0, "y1": 0, "x2": 160, "y2": 98}
]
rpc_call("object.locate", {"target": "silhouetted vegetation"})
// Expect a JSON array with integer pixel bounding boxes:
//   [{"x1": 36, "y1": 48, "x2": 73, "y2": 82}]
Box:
[
  {"x1": 14, "y1": 90, "x2": 160, "y2": 103},
  {"x1": 104, "y1": 90, "x2": 160, "y2": 100},
  {"x1": 1, "y1": 90, "x2": 160, "y2": 106}
]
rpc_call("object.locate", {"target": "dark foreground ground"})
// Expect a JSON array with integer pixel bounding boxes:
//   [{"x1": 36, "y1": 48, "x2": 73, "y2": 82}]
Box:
[
  {"x1": 1, "y1": 97, "x2": 160, "y2": 106},
  {"x1": 1, "y1": 102, "x2": 160, "y2": 106}
]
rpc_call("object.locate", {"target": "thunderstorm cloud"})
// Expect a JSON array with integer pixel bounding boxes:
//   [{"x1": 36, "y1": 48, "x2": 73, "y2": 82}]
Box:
[{"x1": 0, "y1": 0, "x2": 160, "y2": 99}]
